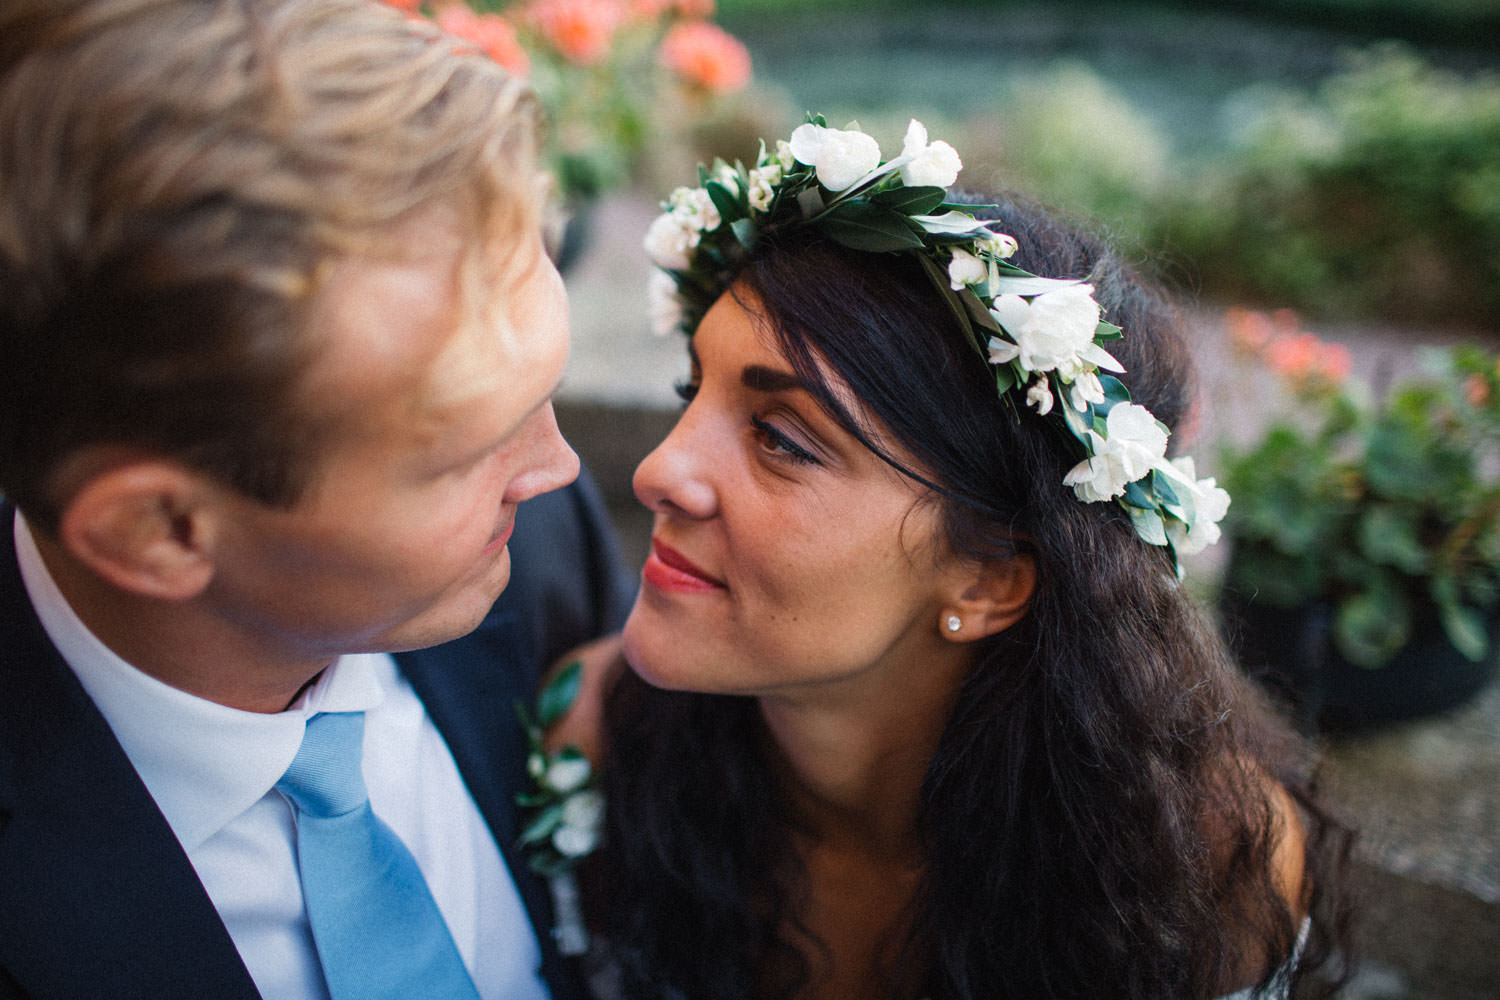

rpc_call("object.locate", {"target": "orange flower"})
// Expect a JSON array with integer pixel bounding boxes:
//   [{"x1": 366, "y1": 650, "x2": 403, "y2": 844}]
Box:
[
  {"x1": 524, "y1": 0, "x2": 624, "y2": 65},
  {"x1": 380, "y1": 0, "x2": 424, "y2": 11},
  {"x1": 1264, "y1": 331, "x2": 1350, "y2": 385},
  {"x1": 1225, "y1": 305, "x2": 1272, "y2": 357},
  {"x1": 673, "y1": 0, "x2": 716, "y2": 17},
  {"x1": 658, "y1": 20, "x2": 751, "y2": 94},
  {"x1": 1465, "y1": 373, "x2": 1491, "y2": 407},
  {"x1": 436, "y1": 6, "x2": 531, "y2": 77}
]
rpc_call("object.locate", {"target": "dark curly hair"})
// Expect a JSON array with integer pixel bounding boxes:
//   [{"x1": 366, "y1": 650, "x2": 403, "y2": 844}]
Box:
[{"x1": 596, "y1": 193, "x2": 1352, "y2": 1000}]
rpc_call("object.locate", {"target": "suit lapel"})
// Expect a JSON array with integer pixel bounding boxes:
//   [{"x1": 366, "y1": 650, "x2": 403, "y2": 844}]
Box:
[
  {"x1": 0, "y1": 509, "x2": 260, "y2": 1000},
  {"x1": 396, "y1": 604, "x2": 583, "y2": 998}
]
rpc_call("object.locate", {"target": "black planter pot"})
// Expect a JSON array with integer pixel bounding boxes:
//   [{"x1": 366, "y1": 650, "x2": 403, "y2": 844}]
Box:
[{"x1": 1219, "y1": 588, "x2": 1498, "y2": 734}]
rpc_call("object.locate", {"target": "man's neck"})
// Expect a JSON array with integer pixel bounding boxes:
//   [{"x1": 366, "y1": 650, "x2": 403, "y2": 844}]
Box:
[{"x1": 34, "y1": 532, "x2": 330, "y2": 713}]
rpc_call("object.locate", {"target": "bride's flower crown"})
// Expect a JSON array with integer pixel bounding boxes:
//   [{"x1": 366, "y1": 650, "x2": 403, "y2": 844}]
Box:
[{"x1": 643, "y1": 113, "x2": 1229, "y2": 573}]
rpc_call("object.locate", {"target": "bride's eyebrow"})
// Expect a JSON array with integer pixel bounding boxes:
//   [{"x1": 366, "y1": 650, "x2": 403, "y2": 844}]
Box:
[{"x1": 741, "y1": 364, "x2": 807, "y2": 394}]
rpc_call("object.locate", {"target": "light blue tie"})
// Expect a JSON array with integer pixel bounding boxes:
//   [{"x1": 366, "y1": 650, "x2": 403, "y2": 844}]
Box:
[{"x1": 276, "y1": 711, "x2": 482, "y2": 1000}]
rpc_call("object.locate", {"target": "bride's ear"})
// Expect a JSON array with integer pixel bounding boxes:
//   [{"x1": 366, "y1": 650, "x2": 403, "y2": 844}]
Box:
[{"x1": 938, "y1": 552, "x2": 1035, "y2": 642}]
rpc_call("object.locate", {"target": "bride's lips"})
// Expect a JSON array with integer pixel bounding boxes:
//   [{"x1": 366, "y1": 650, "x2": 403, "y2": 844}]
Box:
[{"x1": 642, "y1": 538, "x2": 725, "y2": 593}]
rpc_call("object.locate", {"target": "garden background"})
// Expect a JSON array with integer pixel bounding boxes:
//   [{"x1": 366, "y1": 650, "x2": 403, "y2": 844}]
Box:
[{"x1": 526, "y1": 0, "x2": 1500, "y2": 996}]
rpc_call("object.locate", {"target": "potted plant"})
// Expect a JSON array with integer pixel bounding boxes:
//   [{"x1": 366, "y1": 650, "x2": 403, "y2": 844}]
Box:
[
  {"x1": 1216, "y1": 308, "x2": 1500, "y2": 732},
  {"x1": 392, "y1": 0, "x2": 752, "y2": 207}
]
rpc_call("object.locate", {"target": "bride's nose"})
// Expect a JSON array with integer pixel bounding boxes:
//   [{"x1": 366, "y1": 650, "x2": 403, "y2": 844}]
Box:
[{"x1": 632, "y1": 409, "x2": 718, "y2": 520}]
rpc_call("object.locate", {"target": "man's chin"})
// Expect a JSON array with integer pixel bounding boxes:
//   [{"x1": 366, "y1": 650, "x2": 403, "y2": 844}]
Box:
[{"x1": 383, "y1": 551, "x2": 512, "y2": 653}]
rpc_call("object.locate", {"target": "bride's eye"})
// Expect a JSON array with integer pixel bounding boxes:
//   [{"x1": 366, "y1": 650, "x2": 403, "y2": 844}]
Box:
[{"x1": 750, "y1": 413, "x2": 818, "y2": 465}]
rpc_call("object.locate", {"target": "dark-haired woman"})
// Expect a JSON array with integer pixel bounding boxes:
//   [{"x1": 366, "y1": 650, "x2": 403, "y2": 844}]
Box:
[{"x1": 541, "y1": 117, "x2": 1350, "y2": 1000}]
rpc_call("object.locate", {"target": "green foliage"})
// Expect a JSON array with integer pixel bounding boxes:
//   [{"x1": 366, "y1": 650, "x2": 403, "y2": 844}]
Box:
[
  {"x1": 1222, "y1": 339, "x2": 1500, "y2": 666},
  {"x1": 1150, "y1": 45, "x2": 1500, "y2": 326}
]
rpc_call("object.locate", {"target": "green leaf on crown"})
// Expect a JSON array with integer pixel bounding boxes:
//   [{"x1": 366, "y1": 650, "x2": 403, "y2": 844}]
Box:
[
  {"x1": 993, "y1": 365, "x2": 1018, "y2": 395},
  {"x1": 705, "y1": 180, "x2": 745, "y2": 227},
  {"x1": 872, "y1": 185, "x2": 946, "y2": 216},
  {"x1": 816, "y1": 201, "x2": 926, "y2": 252},
  {"x1": 1122, "y1": 478, "x2": 1155, "y2": 510},
  {"x1": 730, "y1": 217, "x2": 757, "y2": 249},
  {"x1": 1097, "y1": 373, "x2": 1132, "y2": 408}
]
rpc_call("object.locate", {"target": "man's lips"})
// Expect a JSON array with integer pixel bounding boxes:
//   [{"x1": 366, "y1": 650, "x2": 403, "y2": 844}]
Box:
[
  {"x1": 642, "y1": 538, "x2": 725, "y2": 593},
  {"x1": 483, "y1": 518, "x2": 515, "y2": 557}
]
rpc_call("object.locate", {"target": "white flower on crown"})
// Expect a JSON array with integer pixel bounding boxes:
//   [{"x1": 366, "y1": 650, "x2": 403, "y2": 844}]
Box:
[
  {"x1": 1062, "y1": 403, "x2": 1169, "y2": 502},
  {"x1": 771, "y1": 138, "x2": 796, "y2": 172},
  {"x1": 711, "y1": 162, "x2": 740, "y2": 195},
  {"x1": 977, "y1": 230, "x2": 1019, "y2": 259},
  {"x1": 1161, "y1": 456, "x2": 1232, "y2": 556},
  {"x1": 948, "y1": 248, "x2": 987, "y2": 290},
  {"x1": 1065, "y1": 370, "x2": 1106, "y2": 412},
  {"x1": 899, "y1": 119, "x2": 962, "y2": 188},
  {"x1": 1026, "y1": 378, "x2": 1055, "y2": 415},
  {"x1": 643, "y1": 185, "x2": 723, "y2": 270},
  {"x1": 747, "y1": 162, "x2": 781, "y2": 212},
  {"x1": 788, "y1": 122, "x2": 881, "y2": 191},
  {"x1": 647, "y1": 270, "x2": 684, "y2": 337},
  {"x1": 668, "y1": 184, "x2": 721, "y2": 233},
  {"x1": 986, "y1": 283, "x2": 1103, "y2": 375},
  {"x1": 643, "y1": 211, "x2": 699, "y2": 270}
]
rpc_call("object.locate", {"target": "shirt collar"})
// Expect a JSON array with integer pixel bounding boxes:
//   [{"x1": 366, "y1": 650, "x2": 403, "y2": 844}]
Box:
[{"x1": 14, "y1": 513, "x2": 387, "y2": 851}]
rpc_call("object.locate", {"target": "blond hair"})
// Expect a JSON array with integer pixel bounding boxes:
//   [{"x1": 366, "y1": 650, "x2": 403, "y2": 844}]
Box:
[{"x1": 0, "y1": 0, "x2": 543, "y2": 529}]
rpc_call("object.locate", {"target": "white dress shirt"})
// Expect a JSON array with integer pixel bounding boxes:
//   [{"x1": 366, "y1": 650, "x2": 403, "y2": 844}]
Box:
[{"x1": 15, "y1": 516, "x2": 549, "y2": 1000}]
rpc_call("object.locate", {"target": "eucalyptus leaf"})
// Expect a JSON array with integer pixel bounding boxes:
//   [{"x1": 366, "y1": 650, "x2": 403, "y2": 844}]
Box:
[
  {"x1": 730, "y1": 217, "x2": 757, "y2": 249},
  {"x1": 960, "y1": 287, "x2": 1001, "y2": 334},
  {"x1": 1097, "y1": 373, "x2": 1131, "y2": 408},
  {"x1": 816, "y1": 202, "x2": 925, "y2": 252},
  {"x1": 912, "y1": 211, "x2": 994, "y2": 235},
  {"x1": 918, "y1": 255, "x2": 978, "y2": 349},
  {"x1": 872, "y1": 185, "x2": 945, "y2": 215},
  {"x1": 1122, "y1": 478, "x2": 1155, "y2": 510},
  {"x1": 537, "y1": 659, "x2": 583, "y2": 730},
  {"x1": 518, "y1": 801, "x2": 566, "y2": 845},
  {"x1": 990, "y1": 275, "x2": 1085, "y2": 297},
  {"x1": 1152, "y1": 469, "x2": 1182, "y2": 512},
  {"x1": 704, "y1": 180, "x2": 744, "y2": 226}
]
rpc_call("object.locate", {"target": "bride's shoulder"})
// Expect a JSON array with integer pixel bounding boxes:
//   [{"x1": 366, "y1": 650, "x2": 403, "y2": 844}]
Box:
[{"x1": 542, "y1": 633, "x2": 627, "y2": 762}]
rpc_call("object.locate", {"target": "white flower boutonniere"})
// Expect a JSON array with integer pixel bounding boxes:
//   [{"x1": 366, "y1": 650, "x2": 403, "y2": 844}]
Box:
[{"x1": 516, "y1": 659, "x2": 598, "y2": 956}]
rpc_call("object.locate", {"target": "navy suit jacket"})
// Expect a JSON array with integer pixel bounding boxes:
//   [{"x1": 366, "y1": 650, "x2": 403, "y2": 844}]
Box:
[{"x1": 0, "y1": 473, "x2": 634, "y2": 1000}]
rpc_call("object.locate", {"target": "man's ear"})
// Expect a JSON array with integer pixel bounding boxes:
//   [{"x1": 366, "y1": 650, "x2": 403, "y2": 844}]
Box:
[
  {"x1": 56, "y1": 461, "x2": 218, "y2": 601},
  {"x1": 938, "y1": 552, "x2": 1036, "y2": 642}
]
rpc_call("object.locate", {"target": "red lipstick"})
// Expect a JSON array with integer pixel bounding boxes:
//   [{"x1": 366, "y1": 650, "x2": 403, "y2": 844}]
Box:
[{"x1": 642, "y1": 539, "x2": 724, "y2": 593}]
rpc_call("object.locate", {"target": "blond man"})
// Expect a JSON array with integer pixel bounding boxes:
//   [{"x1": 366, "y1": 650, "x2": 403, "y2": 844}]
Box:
[{"x1": 0, "y1": 2, "x2": 630, "y2": 997}]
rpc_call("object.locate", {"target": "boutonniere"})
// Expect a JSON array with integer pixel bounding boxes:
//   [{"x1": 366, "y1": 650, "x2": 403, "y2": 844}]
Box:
[{"x1": 516, "y1": 659, "x2": 601, "y2": 956}]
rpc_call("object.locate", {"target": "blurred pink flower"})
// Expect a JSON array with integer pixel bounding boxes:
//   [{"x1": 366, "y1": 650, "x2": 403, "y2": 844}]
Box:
[
  {"x1": 436, "y1": 6, "x2": 532, "y2": 77},
  {"x1": 659, "y1": 20, "x2": 751, "y2": 94},
  {"x1": 1230, "y1": 307, "x2": 1351, "y2": 387},
  {"x1": 523, "y1": 0, "x2": 624, "y2": 65},
  {"x1": 1225, "y1": 305, "x2": 1273, "y2": 357}
]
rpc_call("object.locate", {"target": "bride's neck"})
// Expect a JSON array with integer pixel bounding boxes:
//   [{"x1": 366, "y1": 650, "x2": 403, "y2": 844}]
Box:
[{"x1": 757, "y1": 652, "x2": 968, "y2": 856}]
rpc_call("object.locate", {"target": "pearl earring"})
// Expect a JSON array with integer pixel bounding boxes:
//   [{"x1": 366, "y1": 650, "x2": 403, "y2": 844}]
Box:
[{"x1": 945, "y1": 614, "x2": 962, "y2": 633}]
